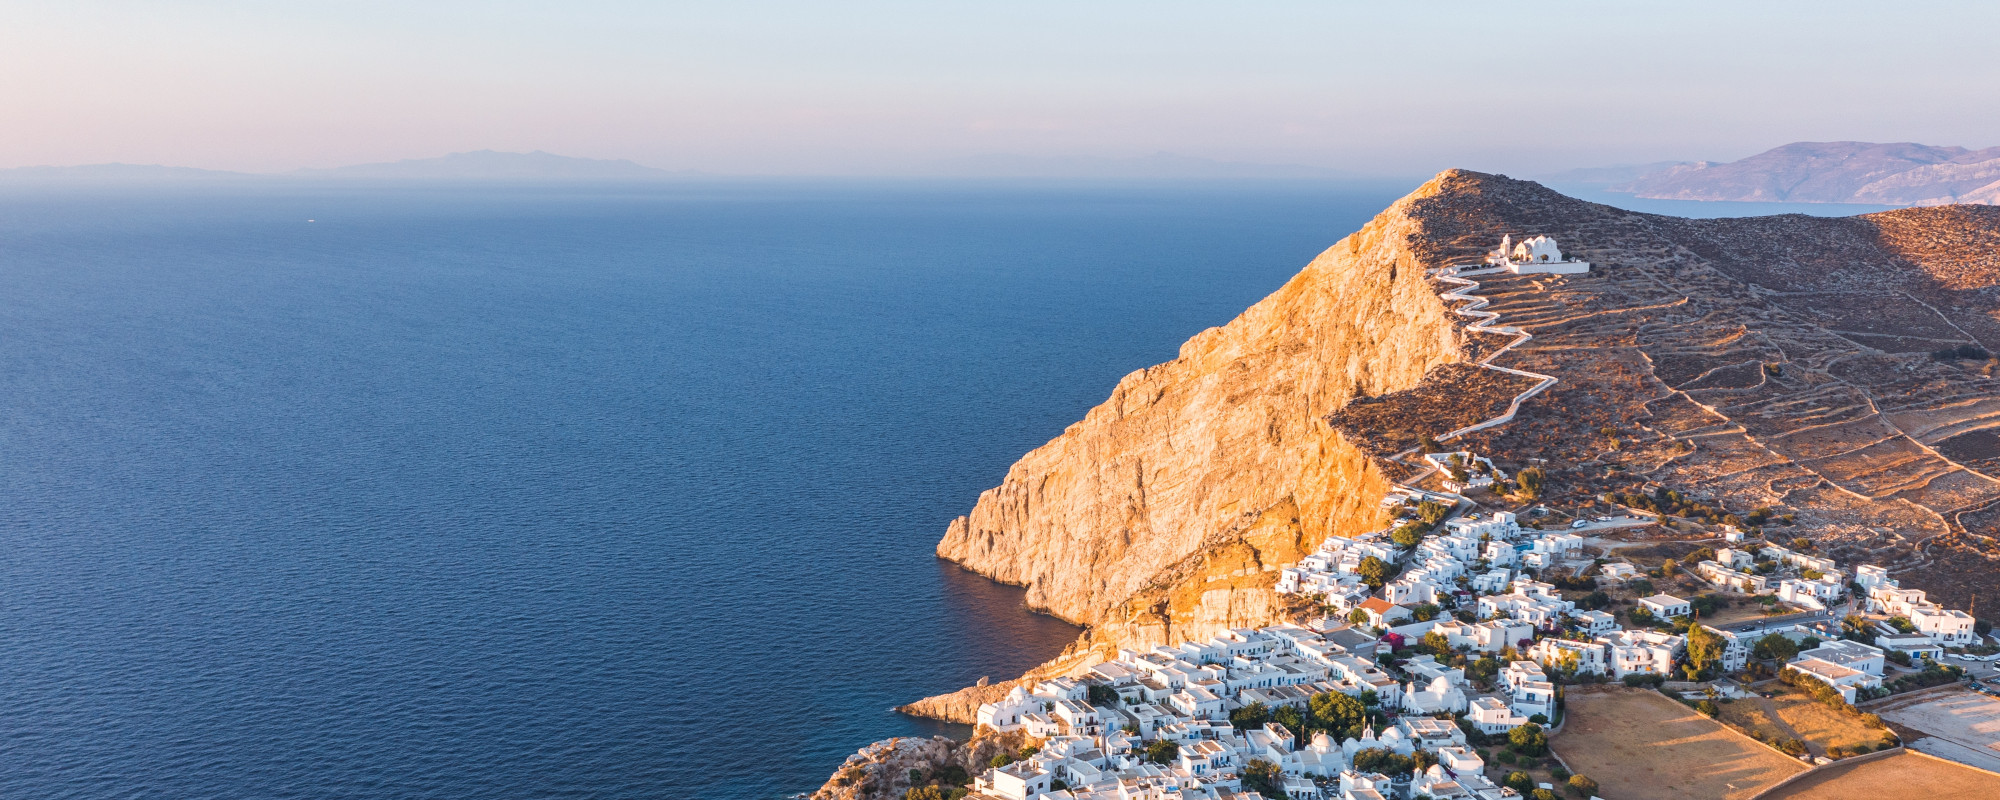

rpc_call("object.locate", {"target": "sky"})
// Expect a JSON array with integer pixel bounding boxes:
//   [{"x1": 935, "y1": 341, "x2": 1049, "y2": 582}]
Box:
[{"x1": 2, "y1": 1, "x2": 1997, "y2": 176}]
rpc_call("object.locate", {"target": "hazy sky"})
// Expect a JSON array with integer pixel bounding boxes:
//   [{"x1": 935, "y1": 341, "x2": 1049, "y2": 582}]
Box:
[{"x1": 3, "y1": 1, "x2": 1997, "y2": 176}]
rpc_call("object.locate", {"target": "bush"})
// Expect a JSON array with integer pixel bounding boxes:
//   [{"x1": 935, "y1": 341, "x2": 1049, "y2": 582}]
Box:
[
  {"x1": 1775, "y1": 737, "x2": 1808, "y2": 757},
  {"x1": 1622, "y1": 673, "x2": 1666, "y2": 689},
  {"x1": 1696, "y1": 700, "x2": 1720, "y2": 717},
  {"x1": 1145, "y1": 739, "x2": 1179, "y2": 765},
  {"x1": 1567, "y1": 774, "x2": 1600, "y2": 797},
  {"x1": 1550, "y1": 765, "x2": 1570, "y2": 781},
  {"x1": 904, "y1": 787, "x2": 948, "y2": 800},
  {"x1": 1531, "y1": 790, "x2": 1561, "y2": 800},
  {"x1": 1503, "y1": 771, "x2": 1534, "y2": 792},
  {"x1": 1497, "y1": 749, "x2": 1516, "y2": 765}
]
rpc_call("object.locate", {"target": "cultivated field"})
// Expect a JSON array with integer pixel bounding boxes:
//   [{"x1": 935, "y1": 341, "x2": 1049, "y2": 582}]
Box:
[
  {"x1": 1875, "y1": 687, "x2": 2000, "y2": 773},
  {"x1": 1758, "y1": 751, "x2": 2000, "y2": 799},
  {"x1": 1714, "y1": 686, "x2": 1890, "y2": 757},
  {"x1": 1554, "y1": 687, "x2": 1805, "y2": 800}
]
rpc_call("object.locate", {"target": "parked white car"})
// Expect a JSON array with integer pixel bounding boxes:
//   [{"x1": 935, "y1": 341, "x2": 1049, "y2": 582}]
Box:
[{"x1": 1571, "y1": 520, "x2": 1589, "y2": 529}]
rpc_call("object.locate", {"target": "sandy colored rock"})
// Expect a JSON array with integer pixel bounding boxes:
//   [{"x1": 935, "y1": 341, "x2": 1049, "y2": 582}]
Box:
[{"x1": 936, "y1": 172, "x2": 1476, "y2": 651}]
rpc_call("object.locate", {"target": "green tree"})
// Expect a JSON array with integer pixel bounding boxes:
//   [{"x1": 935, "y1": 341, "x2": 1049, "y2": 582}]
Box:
[
  {"x1": 1309, "y1": 691, "x2": 1367, "y2": 738},
  {"x1": 1087, "y1": 684, "x2": 1118, "y2": 706},
  {"x1": 989, "y1": 753, "x2": 1014, "y2": 769},
  {"x1": 904, "y1": 787, "x2": 948, "y2": 800},
  {"x1": 1842, "y1": 614, "x2": 1877, "y2": 645},
  {"x1": 1696, "y1": 700, "x2": 1720, "y2": 717},
  {"x1": 1272, "y1": 705, "x2": 1305, "y2": 733},
  {"x1": 1686, "y1": 623, "x2": 1725, "y2": 677},
  {"x1": 1392, "y1": 523, "x2": 1427, "y2": 549},
  {"x1": 1752, "y1": 633, "x2": 1798, "y2": 662},
  {"x1": 1531, "y1": 789, "x2": 1561, "y2": 800},
  {"x1": 1518, "y1": 467, "x2": 1547, "y2": 500},
  {"x1": 1241, "y1": 759, "x2": 1283, "y2": 798},
  {"x1": 1417, "y1": 500, "x2": 1451, "y2": 526},
  {"x1": 1503, "y1": 771, "x2": 1534, "y2": 793},
  {"x1": 1348, "y1": 608, "x2": 1371, "y2": 626},
  {"x1": 1567, "y1": 774, "x2": 1599, "y2": 797},
  {"x1": 1411, "y1": 603, "x2": 1442, "y2": 623},
  {"x1": 1421, "y1": 630, "x2": 1450, "y2": 655},
  {"x1": 1352, "y1": 747, "x2": 1416, "y2": 775},
  {"x1": 1357, "y1": 556, "x2": 1395, "y2": 591},
  {"x1": 1145, "y1": 739, "x2": 1179, "y2": 765},
  {"x1": 1231, "y1": 701, "x2": 1271, "y2": 730},
  {"x1": 1508, "y1": 723, "x2": 1548, "y2": 756}
]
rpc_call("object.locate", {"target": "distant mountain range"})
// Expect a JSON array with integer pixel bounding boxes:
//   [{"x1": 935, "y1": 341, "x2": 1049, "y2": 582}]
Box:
[
  {"x1": 923, "y1": 152, "x2": 1355, "y2": 180},
  {"x1": 290, "y1": 150, "x2": 690, "y2": 180},
  {"x1": 1546, "y1": 142, "x2": 2000, "y2": 206},
  {"x1": 0, "y1": 151, "x2": 697, "y2": 182}
]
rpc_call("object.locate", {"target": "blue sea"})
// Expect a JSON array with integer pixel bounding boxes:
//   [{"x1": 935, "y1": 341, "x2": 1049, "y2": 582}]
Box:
[{"x1": 0, "y1": 179, "x2": 1424, "y2": 799}]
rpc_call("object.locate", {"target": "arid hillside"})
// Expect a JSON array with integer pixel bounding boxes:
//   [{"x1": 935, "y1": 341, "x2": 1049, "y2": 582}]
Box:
[
  {"x1": 934, "y1": 171, "x2": 2000, "y2": 707},
  {"x1": 1389, "y1": 173, "x2": 2000, "y2": 609}
]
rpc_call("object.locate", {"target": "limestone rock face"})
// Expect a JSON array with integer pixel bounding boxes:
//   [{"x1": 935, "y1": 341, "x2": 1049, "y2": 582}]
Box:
[
  {"x1": 810, "y1": 729, "x2": 1038, "y2": 800},
  {"x1": 936, "y1": 172, "x2": 1472, "y2": 651}
]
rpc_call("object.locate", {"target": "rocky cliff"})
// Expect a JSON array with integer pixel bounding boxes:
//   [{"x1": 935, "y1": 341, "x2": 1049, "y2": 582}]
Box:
[{"x1": 935, "y1": 171, "x2": 1485, "y2": 653}]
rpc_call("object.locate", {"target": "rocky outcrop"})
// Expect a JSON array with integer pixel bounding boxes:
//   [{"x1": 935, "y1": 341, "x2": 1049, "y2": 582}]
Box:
[
  {"x1": 936, "y1": 172, "x2": 1479, "y2": 652},
  {"x1": 810, "y1": 728, "x2": 1039, "y2": 800}
]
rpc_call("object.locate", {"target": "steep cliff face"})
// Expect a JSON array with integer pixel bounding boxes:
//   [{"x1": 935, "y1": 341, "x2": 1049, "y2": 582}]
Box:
[{"x1": 936, "y1": 172, "x2": 1474, "y2": 651}]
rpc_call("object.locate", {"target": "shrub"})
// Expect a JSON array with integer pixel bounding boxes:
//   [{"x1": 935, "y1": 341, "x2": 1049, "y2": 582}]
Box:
[
  {"x1": 1696, "y1": 700, "x2": 1720, "y2": 717},
  {"x1": 1550, "y1": 765, "x2": 1570, "y2": 781},
  {"x1": 1145, "y1": 739, "x2": 1179, "y2": 765},
  {"x1": 1531, "y1": 789, "x2": 1561, "y2": 800},
  {"x1": 1496, "y1": 749, "x2": 1516, "y2": 764},
  {"x1": 1503, "y1": 771, "x2": 1534, "y2": 792},
  {"x1": 1567, "y1": 775, "x2": 1600, "y2": 797}
]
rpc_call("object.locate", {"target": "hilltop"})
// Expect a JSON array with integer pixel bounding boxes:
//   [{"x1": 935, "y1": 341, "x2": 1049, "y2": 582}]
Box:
[{"x1": 915, "y1": 170, "x2": 2000, "y2": 724}]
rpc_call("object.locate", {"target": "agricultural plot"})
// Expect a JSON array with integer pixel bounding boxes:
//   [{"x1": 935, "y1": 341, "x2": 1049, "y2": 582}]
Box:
[{"x1": 1554, "y1": 688, "x2": 1804, "y2": 800}]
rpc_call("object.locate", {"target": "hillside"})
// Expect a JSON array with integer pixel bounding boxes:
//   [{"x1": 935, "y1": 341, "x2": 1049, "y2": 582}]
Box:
[
  {"x1": 921, "y1": 170, "x2": 2000, "y2": 722},
  {"x1": 1613, "y1": 141, "x2": 2000, "y2": 205}
]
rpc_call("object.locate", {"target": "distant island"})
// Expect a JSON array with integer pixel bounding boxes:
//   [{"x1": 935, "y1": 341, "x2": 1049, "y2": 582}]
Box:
[
  {"x1": 1549, "y1": 141, "x2": 2000, "y2": 206},
  {"x1": 0, "y1": 150, "x2": 697, "y2": 182}
]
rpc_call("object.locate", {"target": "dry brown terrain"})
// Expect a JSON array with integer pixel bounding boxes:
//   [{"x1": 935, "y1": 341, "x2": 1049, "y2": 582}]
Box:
[
  {"x1": 1758, "y1": 751, "x2": 2000, "y2": 800},
  {"x1": 914, "y1": 170, "x2": 2000, "y2": 720},
  {"x1": 1875, "y1": 687, "x2": 2000, "y2": 773},
  {"x1": 1714, "y1": 687, "x2": 1891, "y2": 758},
  {"x1": 1555, "y1": 687, "x2": 1805, "y2": 800}
]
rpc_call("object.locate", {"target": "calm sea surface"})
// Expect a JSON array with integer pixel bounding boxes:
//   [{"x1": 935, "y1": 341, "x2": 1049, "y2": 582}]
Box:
[{"x1": 0, "y1": 179, "x2": 1414, "y2": 799}]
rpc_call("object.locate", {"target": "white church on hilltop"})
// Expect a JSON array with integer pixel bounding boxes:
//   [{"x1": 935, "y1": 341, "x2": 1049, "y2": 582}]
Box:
[{"x1": 1486, "y1": 234, "x2": 1590, "y2": 275}]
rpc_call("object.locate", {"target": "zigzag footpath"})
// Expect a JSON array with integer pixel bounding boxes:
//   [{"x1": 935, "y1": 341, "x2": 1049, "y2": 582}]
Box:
[{"x1": 1382, "y1": 263, "x2": 1562, "y2": 500}]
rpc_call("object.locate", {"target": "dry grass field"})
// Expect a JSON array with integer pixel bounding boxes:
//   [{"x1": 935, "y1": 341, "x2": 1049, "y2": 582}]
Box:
[
  {"x1": 1554, "y1": 687, "x2": 1805, "y2": 800},
  {"x1": 1758, "y1": 751, "x2": 2000, "y2": 799},
  {"x1": 1714, "y1": 686, "x2": 1891, "y2": 757}
]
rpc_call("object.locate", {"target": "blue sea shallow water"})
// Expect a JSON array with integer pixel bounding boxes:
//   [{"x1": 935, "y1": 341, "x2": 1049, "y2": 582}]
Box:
[{"x1": 0, "y1": 179, "x2": 1411, "y2": 799}]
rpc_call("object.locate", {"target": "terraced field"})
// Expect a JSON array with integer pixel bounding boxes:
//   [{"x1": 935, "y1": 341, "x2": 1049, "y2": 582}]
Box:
[{"x1": 1388, "y1": 176, "x2": 2000, "y2": 609}]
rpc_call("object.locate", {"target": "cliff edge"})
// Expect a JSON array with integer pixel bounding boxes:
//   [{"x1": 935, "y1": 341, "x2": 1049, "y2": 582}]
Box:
[{"x1": 934, "y1": 170, "x2": 1502, "y2": 654}]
